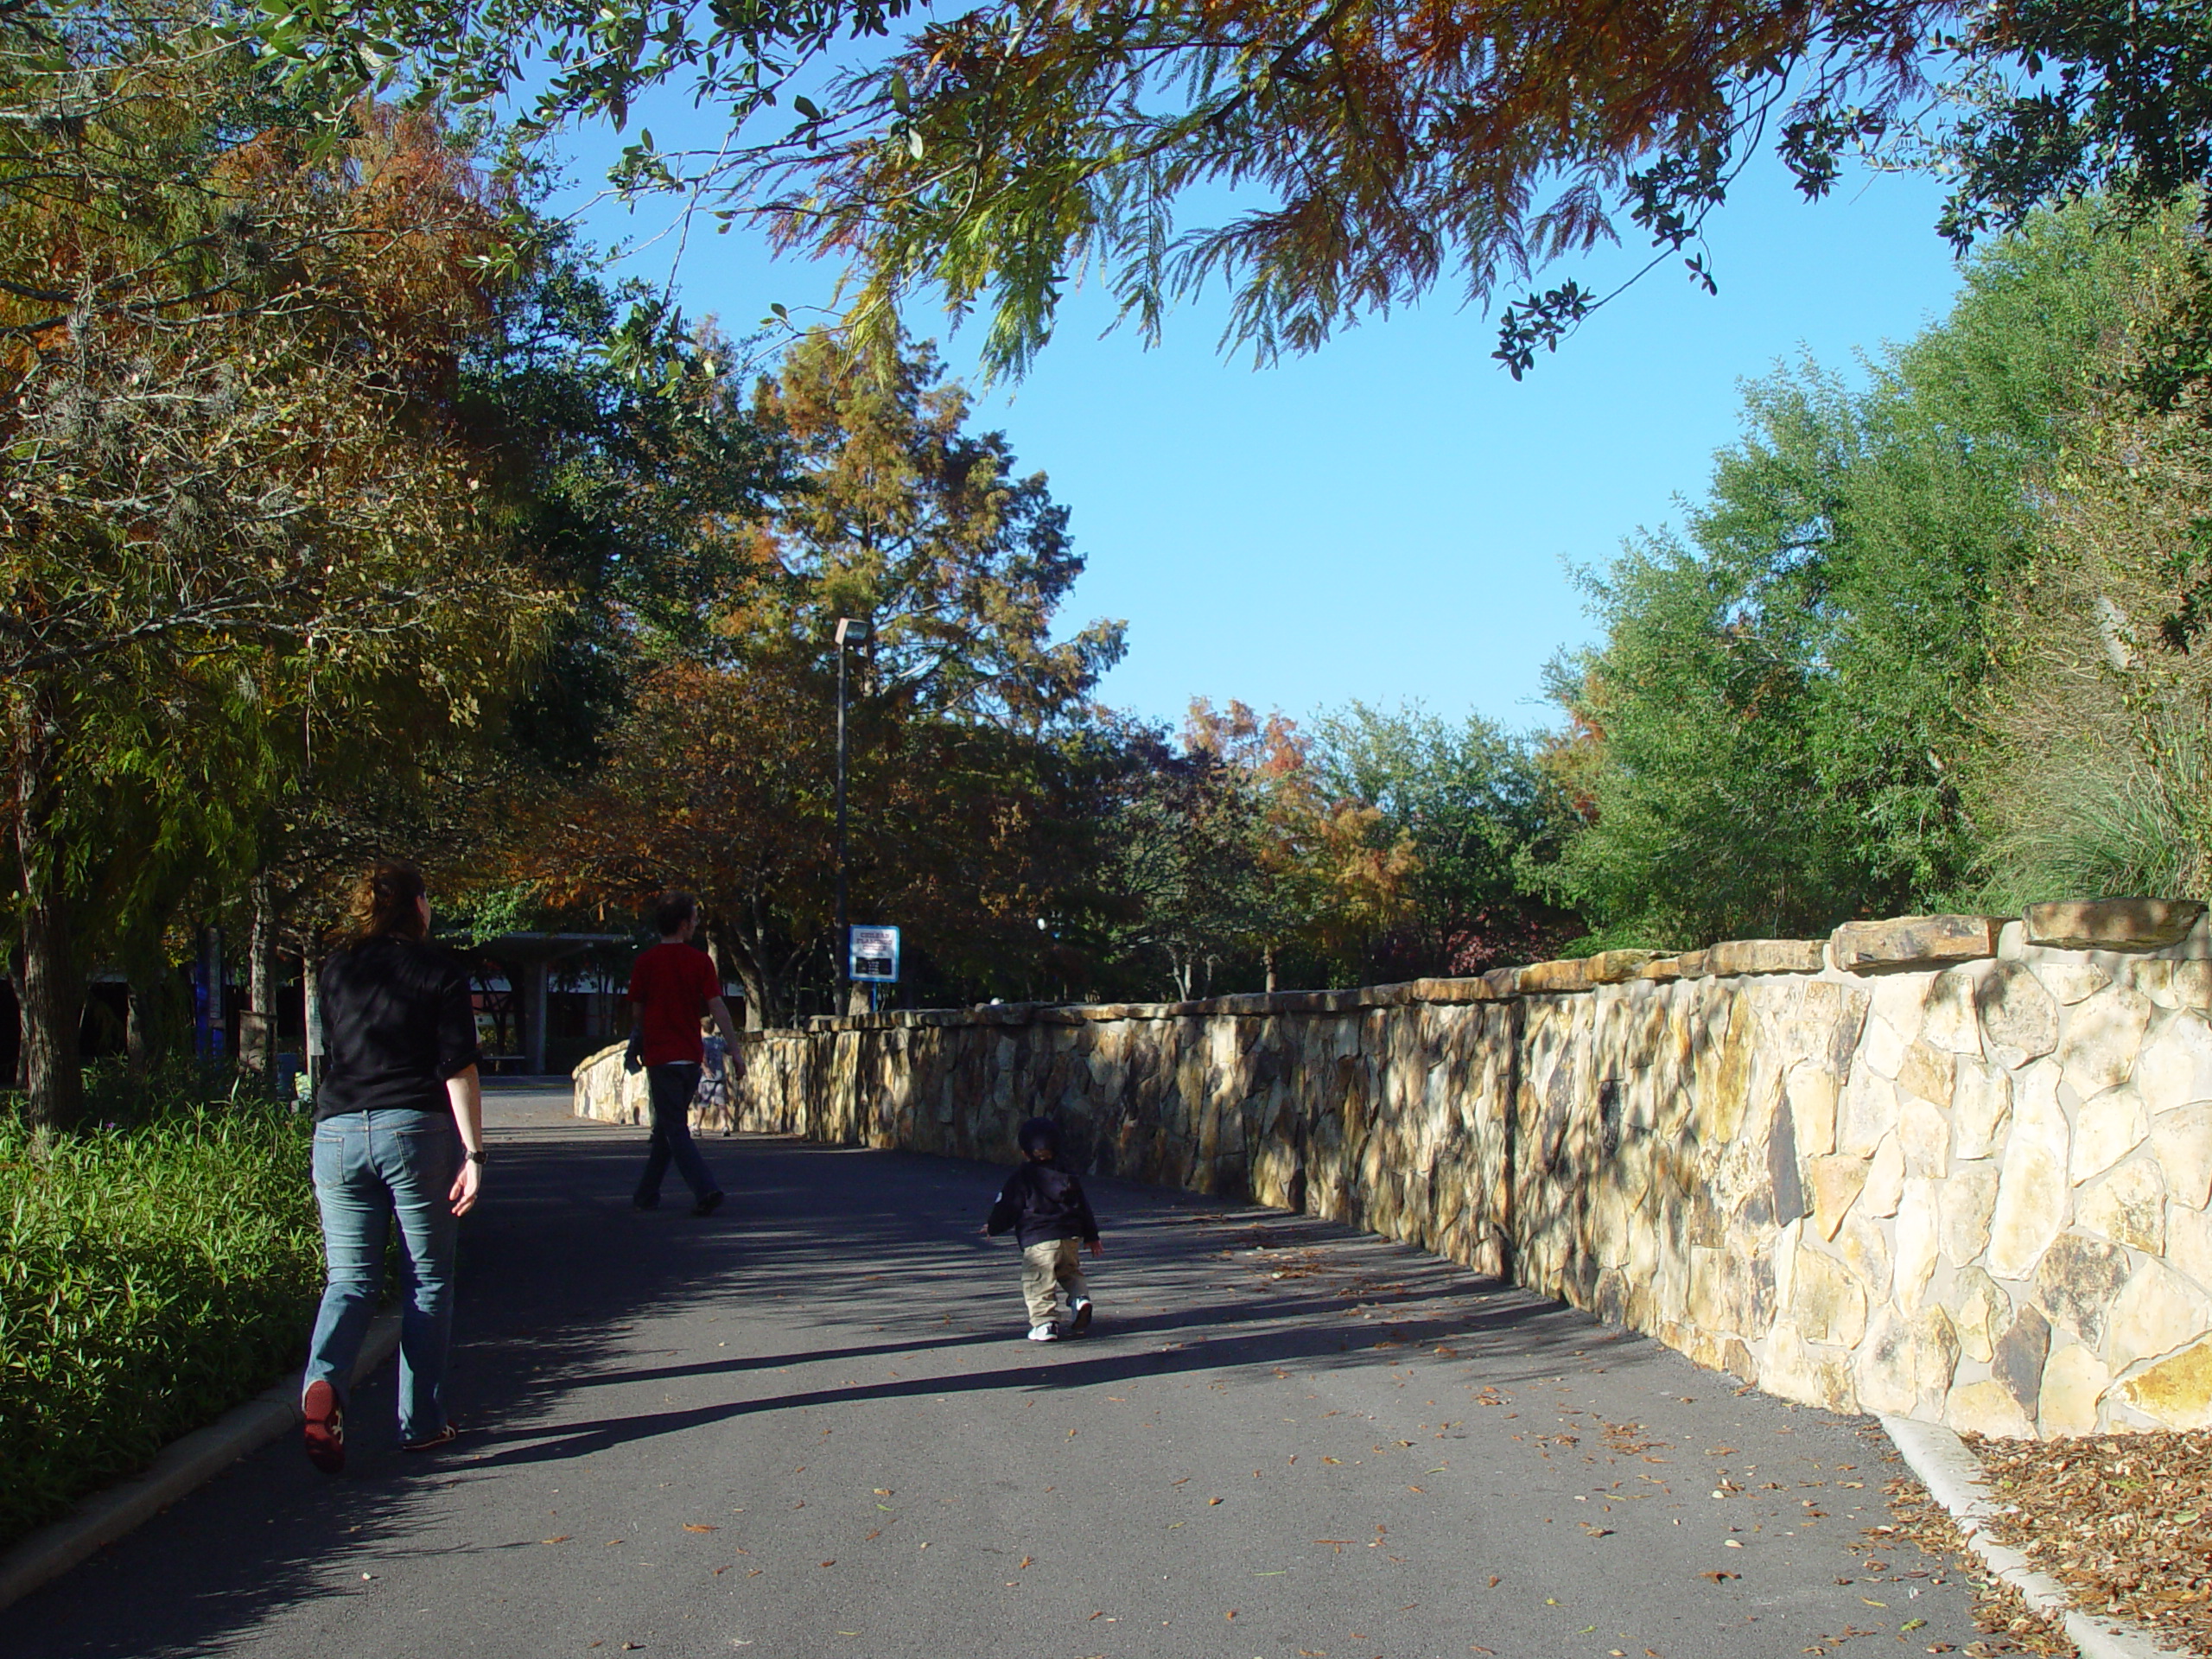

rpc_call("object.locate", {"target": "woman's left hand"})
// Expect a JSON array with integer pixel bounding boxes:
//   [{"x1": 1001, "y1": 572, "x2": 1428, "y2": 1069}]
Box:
[{"x1": 449, "y1": 1157, "x2": 481, "y2": 1217}]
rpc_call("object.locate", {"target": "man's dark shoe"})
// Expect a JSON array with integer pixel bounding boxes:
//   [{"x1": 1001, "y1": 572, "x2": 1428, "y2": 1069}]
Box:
[
  {"x1": 691, "y1": 1190, "x2": 724, "y2": 1217},
  {"x1": 302, "y1": 1380, "x2": 345, "y2": 1475},
  {"x1": 398, "y1": 1422, "x2": 460, "y2": 1453}
]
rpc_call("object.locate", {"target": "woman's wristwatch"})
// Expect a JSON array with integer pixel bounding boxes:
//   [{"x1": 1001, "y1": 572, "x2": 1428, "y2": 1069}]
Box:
[{"x1": 466, "y1": 1150, "x2": 486, "y2": 1166}]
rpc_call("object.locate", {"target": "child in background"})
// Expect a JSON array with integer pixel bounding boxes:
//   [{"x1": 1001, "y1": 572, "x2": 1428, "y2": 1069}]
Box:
[{"x1": 984, "y1": 1116, "x2": 1103, "y2": 1342}]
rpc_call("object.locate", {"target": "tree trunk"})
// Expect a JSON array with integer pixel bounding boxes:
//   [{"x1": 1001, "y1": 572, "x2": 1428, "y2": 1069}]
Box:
[
  {"x1": 8, "y1": 946, "x2": 27, "y2": 1092},
  {"x1": 12, "y1": 700, "x2": 82, "y2": 1130},
  {"x1": 238, "y1": 869, "x2": 277, "y2": 1091},
  {"x1": 18, "y1": 878, "x2": 84, "y2": 1130},
  {"x1": 127, "y1": 973, "x2": 168, "y2": 1076},
  {"x1": 1263, "y1": 943, "x2": 1278, "y2": 995}
]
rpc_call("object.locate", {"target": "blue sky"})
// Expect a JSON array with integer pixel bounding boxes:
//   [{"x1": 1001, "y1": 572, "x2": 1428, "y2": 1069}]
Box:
[{"x1": 540, "y1": 113, "x2": 1969, "y2": 738}]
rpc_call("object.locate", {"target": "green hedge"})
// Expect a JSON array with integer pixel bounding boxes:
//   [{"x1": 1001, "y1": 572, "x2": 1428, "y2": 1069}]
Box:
[{"x1": 0, "y1": 1092, "x2": 323, "y2": 1549}]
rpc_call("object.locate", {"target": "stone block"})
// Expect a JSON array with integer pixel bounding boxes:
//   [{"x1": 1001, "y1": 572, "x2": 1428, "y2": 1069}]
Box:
[
  {"x1": 1637, "y1": 957, "x2": 1685, "y2": 984},
  {"x1": 1987, "y1": 1066, "x2": 2071, "y2": 1279},
  {"x1": 1808, "y1": 1154, "x2": 1870, "y2": 1241},
  {"x1": 1706, "y1": 938, "x2": 1828, "y2": 977},
  {"x1": 1833, "y1": 914, "x2": 2000, "y2": 975},
  {"x1": 1896, "y1": 1179, "x2": 1942, "y2": 1313},
  {"x1": 1862, "y1": 1015, "x2": 1909, "y2": 1080},
  {"x1": 2076, "y1": 1158, "x2": 2165, "y2": 1254},
  {"x1": 2024, "y1": 898, "x2": 2208, "y2": 952},
  {"x1": 1585, "y1": 950, "x2": 1662, "y2": 984},
  {"x1": 2071, "y1": 1083, "x2": 2150, "y2": 1184},
  {"x1": 2041, "y1": 1343, "x2": 2112, "y2": 1437},
  {"x1": 1861, "y1": 1133, "x2": 1906, "y2": 1218},
  {"x1": 2107, "y1": 1260, "x2": 2212, "y2": 1376},
  {"x1": 1762, "y1": 1320, "x2": 1857, "y2": 1414},
  {"x1": 1941, "y1": 1162, "x2": 2000, "y2": 1266},
  {"x1": 1898, "y1": 1043, "x2": 1957, "y2": 1111},
  {"x1": 1922, "y1": 969, "x2": 1986, "y2": 1055},
  {"x1": 1411, "y1": 976, "x2": 1510, "y2": 1004},
  {"x1": 2037, "y1": 961, "x2": 2113, "y2": 1006},
  {"x1": 1519, "y1": 957, "x2": 1596, "y2": 995},
  {"x1": 2114, "y1": 1337, "x2": 2212, "y2": 1430},
  {"x1": 1839, "y1": 1068, "x2": 1898, "y2": 1160},
  {"x1": 1857, "y1": 1305, "x2": 1961, "y2": 1416},
  {"x1": 2167, "y1": 1201, "x2": 2212, "y2": 1290},
  {"x1": 1789, "y1": 1246, "x2": 1870, "y2": 1348},
  {"x1": 1801, "y1": 980, "x2": 1872, "y2": 1074},
  {"x1": 2137, "y1": 1010, "x2": 2212, "y2": 1113},
  {"x1": 1786, "y1": 1064, "x2": 1839, "y2": 1158},
  {"x1": 2037, "y1": 1235, "x2": 2133, "y2": 1346},
  {"x1": 1977, "y1": 960, "x2": 2060, "y2": 1064},
  {"x1": 1899, "y1": 1096, "x2": 1951, "y2": 1179},
  {"x1": 1992, "y1": 1305, "x2": 2051, "y2": 1418},
  {"x1": 1673, "y1": 950, "x2": 1709, "y2": 980},
  {"x1": 1840, "y1": 1211, "x2": 1895, "y2": 1302},
  {"x1": 1947, "y1": 1377, "x2": 2037, "y2": 1439},
  {"x1": 1952, "y1": 1266, "x2": 2010, "y2": 1363},
  {"x1": 1953, "y1": 1058, "x2": 2012, "y2": 1160},
  {"x1": 2058, "y1": 986, "x2": 2155, "y2": 1099}
]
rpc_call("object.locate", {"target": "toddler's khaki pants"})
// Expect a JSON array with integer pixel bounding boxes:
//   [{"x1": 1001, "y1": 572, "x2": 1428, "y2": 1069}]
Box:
[{"x1": 1020, "y1": 1236, "x2": 1089, "y2": 1327}]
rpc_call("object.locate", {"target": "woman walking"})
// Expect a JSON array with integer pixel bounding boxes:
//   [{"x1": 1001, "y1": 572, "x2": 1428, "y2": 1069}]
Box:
[{"x1": 300, "y1": 859, "x2": 485, "y2": 1473}]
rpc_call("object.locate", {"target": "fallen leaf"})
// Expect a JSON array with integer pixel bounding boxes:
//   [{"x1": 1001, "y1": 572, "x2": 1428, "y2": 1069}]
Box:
[
  {"x1": 1018, "y1": 1557, "x2": 1033, "y2": 1569},
  {"x1": 1324, "y1": 1457, "x2": 1343, "y2": 1465},
  {"x1": 863, "y1": 1529, "x2": 880, "y2": 1541},
  {"x1": 1699, "y1": 1571, "x2": 1739, "y2": 1582},
  {"x1": 684, "y1": 1524, "x2": 718, "y2": 1534},
  {"x1": 1723, "y1": 1539, "x2": 1743, "y2": 1548},
  {"x1": 1901, "y1": 1618, "x2": 1926, "y2": 1631},
  {"x1": 1859, "y1": 1598, "x2": 1887, "y2": 1608},
  {"x1": 1408, "y1": 1485, "x2": 1427, "y2": 1494},
  {"x1": 1210, "y1": 1497, "x2": 1224, "y2": 1506},
  {"x1": 819, "y1": 1560, "x2": 835, "y2": 1567},
  {"x1": 1487, "y1": 1575, "x2": 1501, "y2": 1587},
  {"x1": 541, "y1": 1535, "x2": 571, "y2": 1545}
]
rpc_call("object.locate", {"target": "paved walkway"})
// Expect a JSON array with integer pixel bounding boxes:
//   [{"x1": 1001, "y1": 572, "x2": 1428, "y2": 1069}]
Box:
[{"x1": 3, "y1": 1086, "x2": 1992, "y2": 1658}]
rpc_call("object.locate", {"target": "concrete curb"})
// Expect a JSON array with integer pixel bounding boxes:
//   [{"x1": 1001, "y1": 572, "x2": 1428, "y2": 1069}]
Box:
[
  {"x1": 0, "y1": 1311, "x2": 403, "y2": 1614},
  {"x1": 1880, "y1": 1414, "x2": 2187, "y2": 1659}
]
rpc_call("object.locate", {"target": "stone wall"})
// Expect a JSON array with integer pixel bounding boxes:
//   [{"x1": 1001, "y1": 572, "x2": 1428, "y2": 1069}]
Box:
[{"x1": 575, "y1": 899, "x2": 2212, "y2": 1440}]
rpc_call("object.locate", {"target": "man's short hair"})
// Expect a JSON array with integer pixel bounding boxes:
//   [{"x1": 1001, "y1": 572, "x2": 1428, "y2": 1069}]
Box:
[
  {"x1": 652, "y1": 893, "x2": 699, "y2": 937},
  {"x1": 1018, "y1": 1116, "x2": 1061, "y2": 1157}
]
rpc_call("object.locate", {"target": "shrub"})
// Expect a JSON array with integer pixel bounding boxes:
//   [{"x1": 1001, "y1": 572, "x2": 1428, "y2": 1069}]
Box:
[{"x1": 0, "y1": 1084, "x2": 321, "y2": 1549}]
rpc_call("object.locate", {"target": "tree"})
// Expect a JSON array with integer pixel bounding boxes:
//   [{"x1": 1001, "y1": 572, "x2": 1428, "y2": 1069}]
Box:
[
  {"x1": 1304, "y1": 703, "x2": 1574, "y2": 979},
  {"x1": 0, "y1": 14, "x2": 555, "y2": 1127},
  {"x1": 1541, "y1": 202, "x2": 2171, "y2": 949},
  {"x1": 526, "y1": 327, "x2": 1125, "y2": 1021}
]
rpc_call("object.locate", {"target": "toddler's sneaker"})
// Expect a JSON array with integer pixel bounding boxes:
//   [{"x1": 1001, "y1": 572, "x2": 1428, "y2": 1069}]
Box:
[
  {"x1": 1027, "y1": 1322, "x2": 1061, "y2": 1343},
  {"x1": 1067, "y1": 1298, "x2": 1093, "y2": 1337}
]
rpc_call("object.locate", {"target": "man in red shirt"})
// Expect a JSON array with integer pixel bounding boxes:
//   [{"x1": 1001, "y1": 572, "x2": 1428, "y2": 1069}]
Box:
[{"x1": 628, "y1": 893, "x2": 745, "y2": 1216}]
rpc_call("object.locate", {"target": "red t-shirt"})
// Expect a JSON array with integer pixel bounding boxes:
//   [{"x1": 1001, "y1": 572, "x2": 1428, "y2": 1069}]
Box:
[{"x1": 628, "y1": 942, "x2": 722, "y2": 1066}]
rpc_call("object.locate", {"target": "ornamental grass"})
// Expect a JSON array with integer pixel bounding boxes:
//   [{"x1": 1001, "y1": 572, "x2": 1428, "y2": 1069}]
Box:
[{"x1": 0, "y1": 1076, "x2": 321, "y2": 1550}]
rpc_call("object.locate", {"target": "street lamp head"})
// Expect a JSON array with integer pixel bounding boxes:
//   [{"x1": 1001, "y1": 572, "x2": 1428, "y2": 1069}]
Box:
[{"x1": 835, "y1": 616, "x2": 874, "y2": 646}]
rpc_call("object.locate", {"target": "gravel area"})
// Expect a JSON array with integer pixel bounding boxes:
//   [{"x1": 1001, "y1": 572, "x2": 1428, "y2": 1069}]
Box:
[{"x1": 1961, "y1": 1428, "x2": 2212, "y2": 1655}]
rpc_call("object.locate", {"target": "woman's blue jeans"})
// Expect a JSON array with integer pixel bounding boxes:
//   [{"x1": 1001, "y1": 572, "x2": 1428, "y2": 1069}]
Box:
[{"x1": 305, "y1": 1109, "x2": 459, "y2": 1442}]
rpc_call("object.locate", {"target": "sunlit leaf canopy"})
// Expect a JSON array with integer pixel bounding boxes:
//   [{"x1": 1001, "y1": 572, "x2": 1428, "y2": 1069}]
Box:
[{"x1": 188, "y1": 0, "x2": 2212, "y2": 373}]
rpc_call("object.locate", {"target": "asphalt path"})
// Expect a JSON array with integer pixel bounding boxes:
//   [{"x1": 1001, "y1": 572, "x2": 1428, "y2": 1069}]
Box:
[{"x1": 3, "y1": 1084, "x2": 1994, "y2": 1659}]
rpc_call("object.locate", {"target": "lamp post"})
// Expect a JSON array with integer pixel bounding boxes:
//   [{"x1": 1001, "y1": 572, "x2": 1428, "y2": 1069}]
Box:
[{"x1": 833, "y1": 616, "x2": 871, "y2": 1012}]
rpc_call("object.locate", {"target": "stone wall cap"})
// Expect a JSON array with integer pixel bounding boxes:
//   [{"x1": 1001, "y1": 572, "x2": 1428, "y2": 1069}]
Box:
[
  {"x1": 2023, "y1": 898, "x2": 2207, "y2": 952},
  {"x1": 1636, "y1": 957, "x2": 1684, "y2": 983},
  {"x1": 1410, "y1": 975, "x2": 1510, "y2": 1003},
  {"x1": 1674, "y1": 950, "x2": 1710, "y2": 979},
  {"x1": 1705, "y1": 938, "x2": 1828, "y2": 977},
  {"x1": 1518, "y1": 957, "x2": 1596, "y2": 995},
  {"x1": 1832, "y1": 913, "x2": 2001, "y2": 974},
  {"x1": 1586, "y1": 949, "x2": 1662, "y2": 984}
]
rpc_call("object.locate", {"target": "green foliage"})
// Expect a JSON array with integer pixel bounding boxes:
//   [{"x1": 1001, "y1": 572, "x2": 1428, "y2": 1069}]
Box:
[
  {"x1": 0, "y1": 1082, "x2": 322, "y2": 1550},
  {"x1": 1544, "y1": 204, "x2": 2169, "y2": 948},
  {"x1": 1304, "y1": 703, "x2": 1573, "y2": 979}
]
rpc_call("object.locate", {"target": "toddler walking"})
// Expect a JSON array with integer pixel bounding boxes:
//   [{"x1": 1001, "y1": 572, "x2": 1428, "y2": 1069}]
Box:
[{"x1": 984, "y1": 1116, "x2": 1103, "y2": 1342}]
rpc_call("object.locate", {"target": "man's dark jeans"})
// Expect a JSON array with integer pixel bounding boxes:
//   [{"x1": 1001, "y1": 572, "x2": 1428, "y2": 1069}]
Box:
[{"x1": 635, "y1": 1061, "x2": 721, "y2": 1206}]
